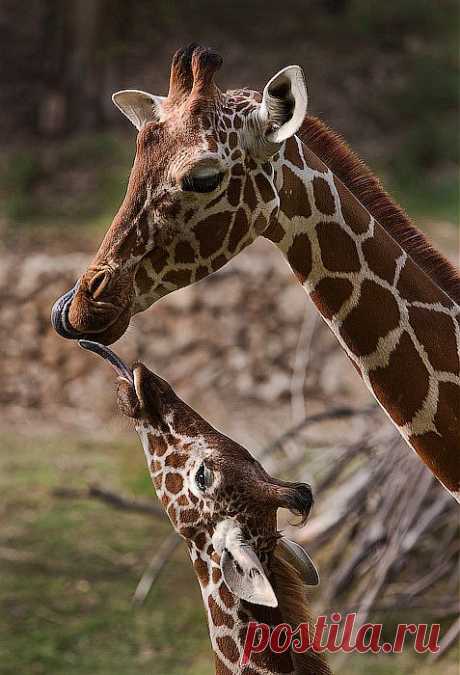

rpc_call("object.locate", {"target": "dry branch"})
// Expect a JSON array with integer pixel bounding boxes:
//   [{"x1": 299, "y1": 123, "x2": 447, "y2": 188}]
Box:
[
  {"x1": 53, "y1": 485, "x2": 165, "y2": 519},
  {"x1": 133, "y1": 533, "x2": 181, "y2": 606}
]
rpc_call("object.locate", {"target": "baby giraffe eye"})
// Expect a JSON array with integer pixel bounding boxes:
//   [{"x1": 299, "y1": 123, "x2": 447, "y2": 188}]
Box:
[
  {"x1": 181, "y1": 171, "x2": 224, "y2": 194},
  {"x1": 195, "y1": 463, "x2": 214, "y2": 491}
]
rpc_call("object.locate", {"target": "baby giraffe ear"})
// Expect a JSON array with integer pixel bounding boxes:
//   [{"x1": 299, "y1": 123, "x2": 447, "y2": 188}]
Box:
[
  {"x1": 213, "y1": 520, "x2": 277, "y2": 607},
  {"x1": 112, "y1": 90, "x2": 165, "y2": 130},
  {"x1": 260, "y1": 66, "x2": 308, "y2": 143}
]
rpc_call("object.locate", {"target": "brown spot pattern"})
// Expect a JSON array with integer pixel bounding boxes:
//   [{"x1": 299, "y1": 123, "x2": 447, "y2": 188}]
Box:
[
  {"x1": 195, "y1": 266, "x2": 209, "y2": 281},
  {"x1": 397, "y1": 257, "x2": 453, "y2": 306},
  {"x1": 194, "y1": 532, "x2": 207, "y2": 549},
  {"x1": 287, "y1": 233, "x2": 312, "y2": 282},
  {"x1": 370, "y1": 331, "x2": 429, "y2": 426},
  {"x1": 151, "y1": 459, "x2": 162, "y2": 473},
  {"x1": 214, "y1": 658, "x2": 233, "y2": 675},
  {"x1": 434, "y1": 382, "x2": 460, "y2": 455},
  {"x1": 194, "y1": 212, "x2": 232, "y2": 257},
  {"x1": 207, "y1": 136, "x2": 218, "y2": 153},
  {"x1": 218, "y1": 582, "x2": 235, "y2": 608},
  {"x1": 281, "y1": 165, "x2": 312, "y2": 219},
  {"x1": 228, "y1": 132, "x2": 238, "y2": 149},
  {"x1": 341, "y1": 280, "x2": 400, "y2": 356},
  {"x1": 284, "y1": 137, "x2": 304, "y2": 169},
  {"x1": 409, "y1": 307, "x2": 459, "y2": 373},
  {"x1": 165, "y1": 452, "x2": 187, "y2": 468},
  {"x1": 148, "y1": 435, "x2": 168, "y2": 456},
  {"x1": 254, "y1": 173, "x2": 274, "y2": 203},
  {"x1": 163, "y1": 269, "x2": 192, "y2": 287},
  {"x1": 227, "y1": 178, "x2": 242, "y2": 207},
  {"x1": 208, "y1": 595, "x2": 234, "y2": 628},
  {"x1": 264, "y1": 218, "x2": 285, "y2": 243},
  {"x1": 312, "y1": 176, "x2": 336, "y2": 215},
  {"x1": 254, "y1": 213, "x2": 267, "y2": 235},
  {"x1": 216, "y1": 636, "x2": 239, "y2": 663},
  {"x1": 229, "y1": 208, "x2": 249, "y2": 253},
  {"x1": 212, "y1": 567, "x2": 222, "y2": 584},
  {"x1": 149, "y1": 248, "x2": 169, "y2": 274},
  {"x1": 206, "y1": 191, "x2": 226, "y2": 209},
  {"x1": 135, "y1": 266, "x2": 153, "y2": 295},
  {"x1": 165, "y1": 472, "x2": 183, "y2": 494},
  {"x1": 194, "y1": 558, "x2": 209, "y2": 586},
  {"x1": 410, "y1": 424, "x2": 460, "y2": 490},
  {"x1": 175, "y1": 241, "x2": 196, "y2": 263},
  {"x1": 362, "y1": 227, "x2": 401, "y2": 284},
  {"x1": 182, "y1": 508, "x2": 200, "y2": 523},
  {"x1": 334, "y1": 177, "x2": 371, "y2": 234},
  {"x1": 243, "y1": 177, "x2": 258, "y2": 211},
  {"x1": 311, "y1": 278, "x2": 354, "y2": 320},
  {"x1": 301, "y1": 144, "x2": 328, "y2": 173},
  {"x1": 211, "y1": 254, "x2": 228, "y2": 271},
  {"x1": 316, "y1": 221, "x2": 360, "y2": 272}
]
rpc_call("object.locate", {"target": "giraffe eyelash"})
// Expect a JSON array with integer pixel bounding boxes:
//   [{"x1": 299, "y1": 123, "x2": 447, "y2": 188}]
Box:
[{"x1": 181, "y1": 172, "x2": 224, "y2": 194}]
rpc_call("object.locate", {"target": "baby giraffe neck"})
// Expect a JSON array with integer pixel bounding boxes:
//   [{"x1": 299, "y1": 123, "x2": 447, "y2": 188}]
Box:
[
  {"x1": 188, "y1": 533, "x2": 331, "y2": 675},
  {"x1": 267, "y1": 134, "x2": 460, "y2": 500}
]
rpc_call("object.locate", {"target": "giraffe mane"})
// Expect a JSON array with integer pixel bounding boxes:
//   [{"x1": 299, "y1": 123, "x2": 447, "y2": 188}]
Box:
[
  {"x1": 299, "y1": 116, "x2": 460, "y2": 306},
  {"x1": 272, "y1": 548, "x2": 332, "y2": 675}
]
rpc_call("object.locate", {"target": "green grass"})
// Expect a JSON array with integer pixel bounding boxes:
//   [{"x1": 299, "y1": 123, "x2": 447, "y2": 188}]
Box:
[
  {"x1": 0, "y1": 133, "x2": 133, "y2": 238},
  {"x1": 1, "y1": 433, "x2": 457, "y2": 675},
  {"x1": 386, "y1": 170, "x2": 459, "y2": 225},
  {"x1": 0, "y1": 434, "x2": 210, "y2": 675}
]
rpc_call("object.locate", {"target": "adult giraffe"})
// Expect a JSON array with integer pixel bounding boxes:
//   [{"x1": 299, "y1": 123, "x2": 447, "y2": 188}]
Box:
[
  {"x1": 80, "y1": 339, "x2": 331, "y2": 675},
  {"x1": 52, "y1": 44, "x2": 460, "y2": 501}
]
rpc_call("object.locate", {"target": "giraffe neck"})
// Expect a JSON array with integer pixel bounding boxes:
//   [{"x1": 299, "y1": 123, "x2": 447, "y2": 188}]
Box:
[
  {"x1": 188, "y1": 533, "x2": 331, "y2": 675},
  {"x1": 266, "y1": 135, "x2": 460, "y2": 500}
]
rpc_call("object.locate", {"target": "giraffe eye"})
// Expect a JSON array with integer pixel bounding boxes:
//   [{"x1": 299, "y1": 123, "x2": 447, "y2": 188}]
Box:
[
  {"x1": 195, "y1": 463, "x2": 214, "y2": 491},
  {"x1": 181, "y1": 172, "x2": 224, "y2": 193}
]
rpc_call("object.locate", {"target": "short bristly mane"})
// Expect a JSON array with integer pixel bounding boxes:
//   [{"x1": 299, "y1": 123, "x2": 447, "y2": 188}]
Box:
[
  {"x1": 299, "y1": 116, "x2": 460, "y2": 306},
  {"x1": 272, "y1": 549, "x2": 332, "y2": 675}
]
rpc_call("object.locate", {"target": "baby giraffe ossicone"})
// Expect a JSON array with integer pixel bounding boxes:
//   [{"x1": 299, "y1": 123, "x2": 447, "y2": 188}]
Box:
[{"x1": 80, "y1": 340, "x2": 331, "y2": 675}]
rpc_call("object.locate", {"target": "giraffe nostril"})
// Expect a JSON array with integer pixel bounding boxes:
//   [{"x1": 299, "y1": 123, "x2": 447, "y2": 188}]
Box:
[{"x1": 88, "y1": 270, "x2": 111, "y2": 300}]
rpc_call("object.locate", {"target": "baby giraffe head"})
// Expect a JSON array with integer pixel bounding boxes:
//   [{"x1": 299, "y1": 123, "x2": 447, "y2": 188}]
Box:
[{"x1": 80, "y1": 340, "x2": 318, "y2": 609}]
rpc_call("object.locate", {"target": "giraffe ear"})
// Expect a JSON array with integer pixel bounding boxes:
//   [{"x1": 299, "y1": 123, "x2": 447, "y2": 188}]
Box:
[
  {"x1": 276, "y1": 537, "x2": 320, "y2": 587},
  {"x1": 213, "y1": 520, "x2": 277, "y2": 607},
  {"x1": 112, "y1": 90, "x2": 165, "y2": 130},
  {"x1": 221, "y1": 544, "x2": 278, "y2": 608},
  {"x1": 260, "y1": 66, "x2": 308, "y2": 143}
]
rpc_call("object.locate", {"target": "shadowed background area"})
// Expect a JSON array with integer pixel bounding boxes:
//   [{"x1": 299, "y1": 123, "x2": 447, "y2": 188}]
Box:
[{"x1": 0, "y1": 2, "x2": 458, "y2": 674}]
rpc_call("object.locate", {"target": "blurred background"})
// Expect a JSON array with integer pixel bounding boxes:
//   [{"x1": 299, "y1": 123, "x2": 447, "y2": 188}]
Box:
[{"x1": 0, "y1": 1, "x2": 459, "y2": 674}]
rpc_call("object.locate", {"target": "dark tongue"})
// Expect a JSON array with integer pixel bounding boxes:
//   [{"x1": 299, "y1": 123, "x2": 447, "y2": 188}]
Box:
[{"x1": 79, "y1": 340, "x2": 133, "y2": 384}]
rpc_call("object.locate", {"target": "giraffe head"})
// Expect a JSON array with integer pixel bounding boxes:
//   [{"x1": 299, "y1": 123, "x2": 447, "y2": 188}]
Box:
[
  {"x1": 52, "y1": 44, "x2": 307, "y2": 344},
  {"x1": 79, "y1": 340, "x2": 318, "y2": 607}
]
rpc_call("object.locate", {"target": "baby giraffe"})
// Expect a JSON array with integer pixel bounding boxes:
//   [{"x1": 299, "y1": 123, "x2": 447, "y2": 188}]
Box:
[{"x1": 80, "y1": 340, "x2": 332, "y2": 675}]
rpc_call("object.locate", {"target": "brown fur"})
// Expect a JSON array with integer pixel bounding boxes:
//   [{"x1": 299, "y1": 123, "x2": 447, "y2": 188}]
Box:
[
  {"x1": 272, "y1": 549, "x2": 332, "y2": 675},
  {"x1": 299, "y1": 116, "x2": 460, "y2": 306}
]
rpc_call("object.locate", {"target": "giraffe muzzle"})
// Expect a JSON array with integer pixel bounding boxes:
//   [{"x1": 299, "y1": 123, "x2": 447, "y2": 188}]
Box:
[{"x1": 51, "y1": 284, "x2": 81, "y2": 339}]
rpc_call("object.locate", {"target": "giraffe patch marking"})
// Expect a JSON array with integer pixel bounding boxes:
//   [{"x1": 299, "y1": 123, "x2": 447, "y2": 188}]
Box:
[
  {"x1": 341, "y1": 280, "x2": 400, "y2": 356},
  {"x1": 369, "y1": 331, "x2": 430, "y2": 426}
]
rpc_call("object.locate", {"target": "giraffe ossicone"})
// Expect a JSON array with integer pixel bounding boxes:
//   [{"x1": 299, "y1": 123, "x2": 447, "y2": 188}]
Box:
[
  {"x1": 79, "y1": 339, "x2": 330, "y2": 675},
  {"x1": 52, "y1": 44, "x2": 460, "y2": 500}
]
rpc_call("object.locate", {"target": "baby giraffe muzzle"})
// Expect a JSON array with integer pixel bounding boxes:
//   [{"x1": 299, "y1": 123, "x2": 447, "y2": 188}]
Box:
[{"x1": 79, "y1": 340, "x2": 331, "y2": 675}]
